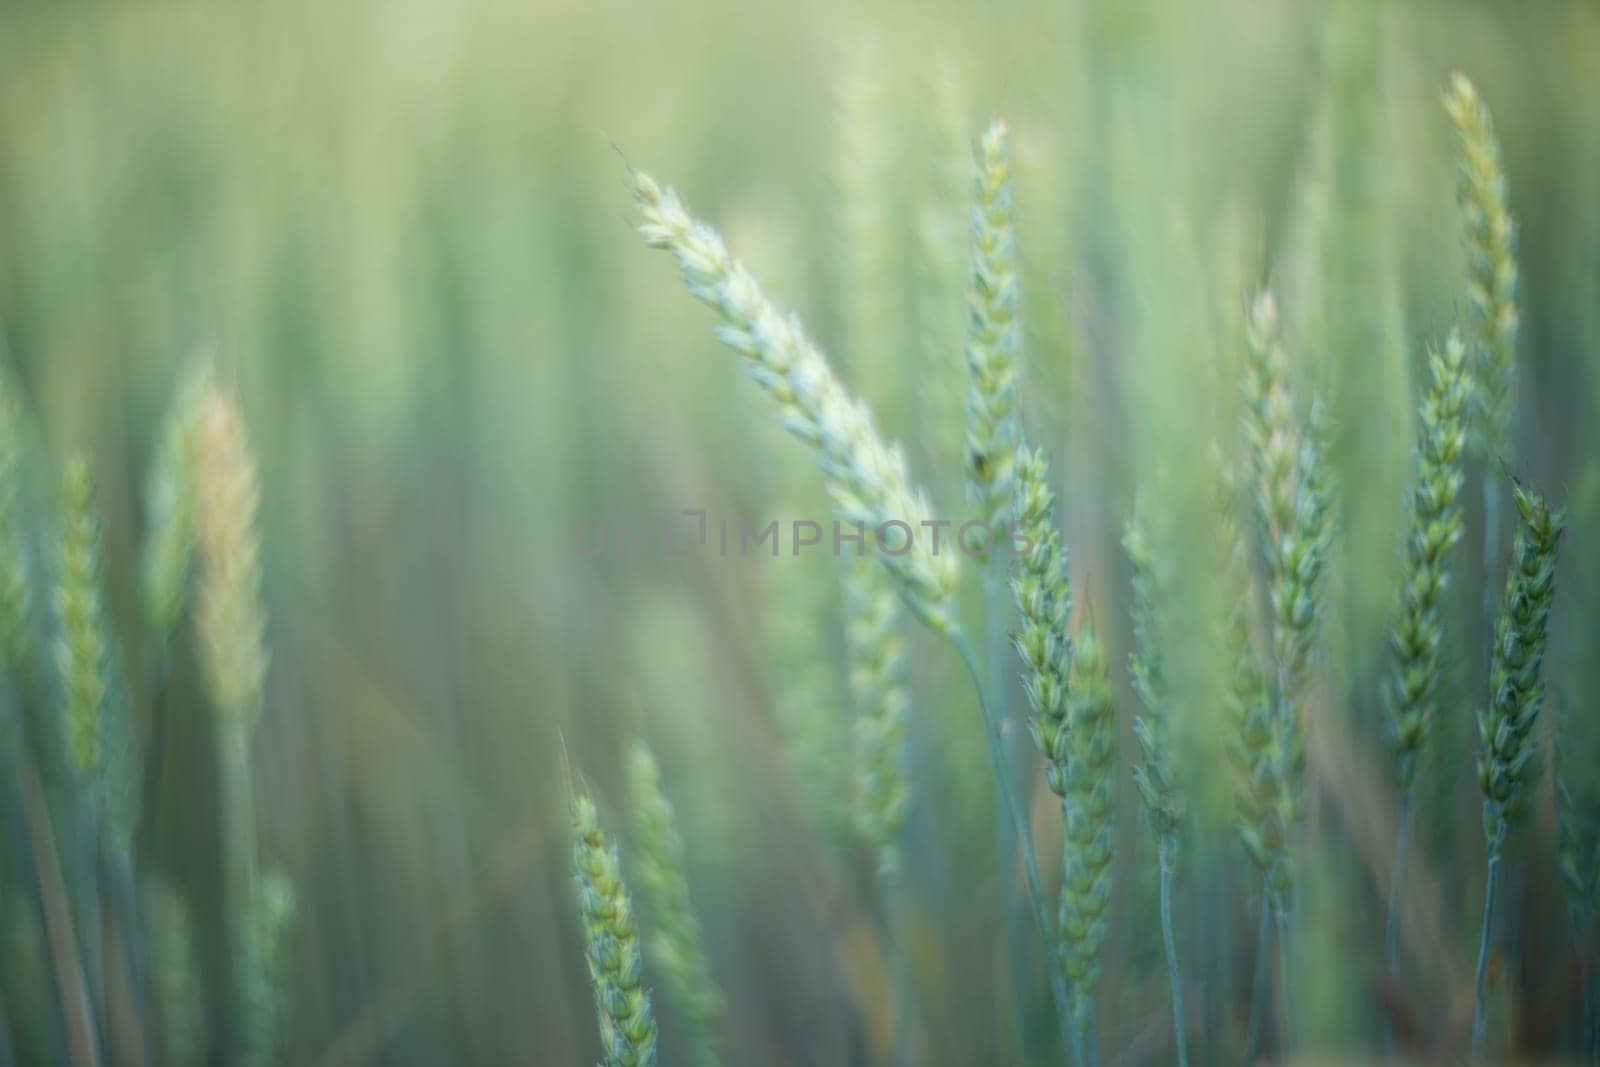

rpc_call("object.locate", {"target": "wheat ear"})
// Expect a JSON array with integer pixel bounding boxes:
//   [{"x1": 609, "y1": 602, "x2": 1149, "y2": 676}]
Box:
[
  {"x1": 1444, "y1": 73, "x2": 1518, "y2": 465},
  {"x1": 964, "y1": 120, "x2": 1021, "y2": 533},
  {"x1": 572, "y1": 779, "x2": 658, "y2": 1067},
  {"x1": 1381, "y1": 331, "x2": 1469, "y2": 977},
  {"x1": 625, "y1": 742, "x2": 724, "y2": 1067},
  {"x1": 1058, "y1": 612, "x2": 1115, "y2": 1065},
  {"x1": 633, "y1": 168, "x2": 957, "y2": 631},
  {"x1": 1124, "y1": 504, "x2": 1187, "y2": 1067}
]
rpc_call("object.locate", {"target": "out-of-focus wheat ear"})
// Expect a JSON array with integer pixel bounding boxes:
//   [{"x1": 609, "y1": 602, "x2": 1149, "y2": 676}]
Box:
[
  {"x1": 572, "y1": 778, "x2": 658, "y2": 1067},
  {"x1": 237, "y1": 871, "x2": 295, "y2": 1067},
  {"x1": 0, "y1": 366, "x2": 33, "y2": 678},
  {"x1": 193, "y1": 389, "x2": 268, "y2": 732},
  {"x1": 142, "y1": 361, "x2": 212, "y2": 647},
  {"x1": 1444, "y1": 73, "x2": 1518, "y2": 464},
  {"x1": 144, "y1": 878, "x2": 208, "y2": 1067},
  {"x1": 625, "y1": 741, "x2": 724, "y2": 1067},
  {"x1": 844, "y1": 559, "x2": 912, "y2": 878},
  {"x1": 1058, "y1": 611, "x2": 1116, "y2": 1059},
  {"x1": 52, "y1": 454, "x2": 136, "y2": 853},
  {"x1": 964, "y1": 120, "x2": 1022, "y2": 533},
  {"x1": 632, "y1": 166, "x2": 957, "y2": 632}
]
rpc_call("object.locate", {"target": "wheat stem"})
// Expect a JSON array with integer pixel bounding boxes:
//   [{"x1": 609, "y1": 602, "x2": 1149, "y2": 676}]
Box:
[
  {"x1": 950, "y1": 629, "x2": 1075, "y2": 1055},
  {"x1": 1157, "y1": 839, "x2": 1187, "y2": 1067},
  {"x1": 1246, "y1": 883, "x2": 1270, "y2": 1063},
  {"x1": 1384, "y1": 791, "x2": 1412, "y2": 982},
  {"x1": 1472, "y1": 843, "x2": 1501, "y2": 1061}
]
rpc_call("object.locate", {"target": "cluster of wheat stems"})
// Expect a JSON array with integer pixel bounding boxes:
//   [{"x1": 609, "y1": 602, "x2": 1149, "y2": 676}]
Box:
[
  {"x1": 568, "y1": 70, "x2": 1582, "y2": 1065},
  {"x1": 0, "y1": 362, "x2": 294, "y2": 1065}
]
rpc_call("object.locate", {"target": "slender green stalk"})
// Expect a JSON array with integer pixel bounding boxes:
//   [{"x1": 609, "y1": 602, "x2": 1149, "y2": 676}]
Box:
[
  {"x1": 1384, "y1": 794, "x2": 1411, "y2": 977},
  {"x1": 1246, "y1": 881, "x2": 1270, "y2": 1064},
  {"x1": 1157, "y1": 839, "x2": 1187, "y2": 1067},
  {"x1": 1472, "y1": 844, "x2": 1501, "y2": 1061},
  {"x1": 950, "y1": 630, "x2": 1075, "y2": 1054}
]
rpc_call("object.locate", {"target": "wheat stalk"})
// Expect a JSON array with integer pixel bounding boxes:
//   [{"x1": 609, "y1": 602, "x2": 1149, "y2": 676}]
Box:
[
  {"x1": 572, "y1": 778, "x2": 658, "y2": 1067},
  {"x1": 0, "y1": 367, "x2": 32, "y2": 677},
  {"x1": 625, "y1": 741, "x2": 724, "y2": 1067},
  {"x1": 1471, "y1": 481, "x2": 1563, "y2": 1059}
]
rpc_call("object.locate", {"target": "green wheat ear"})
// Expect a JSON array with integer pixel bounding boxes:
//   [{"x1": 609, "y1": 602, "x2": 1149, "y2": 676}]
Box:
[
  {"x1": 1009, "y1": 445, "x2": 1072, "y2": 798},
  {"x1": 1384, "y1": 331, "x2": 1469, "y2": 791},
  {"x1": 1125, "y1": 502, "x2": 1179, "y2": 840},
  {"x1": 633, "y1": 166, "x2": 957, "y2": 632},
  {"x1": 844, "y1": 558, "x2": 911, "y2": 876},
  {"x1": 53, "y1": 453, "x2": 135, "y2": 854},
  {"x1": 1444, "y1": 73, "x2": 1519, "y2": 463},
  {"x1": 1059, "y1": 611, "x2": 1116, "y2": 1034},
  {"x1": 143, "y1": 361, "x2": 212, "y2": 646},
  {"x1": 1477, "y1": 482, "x2": 1564, "y2": 849},
  {"x1": 625, "y1": 741, "x2": 724, "y2": 1067},
  {"x1": 572, "y1": 778, "x2": 658, "y2": 1067},
  {"x1": 964, "y1": 119, "x2": 1021, "y2": 533},
  {"x1": 0, "y1": 365, "x2": 32, "y2": 677}
]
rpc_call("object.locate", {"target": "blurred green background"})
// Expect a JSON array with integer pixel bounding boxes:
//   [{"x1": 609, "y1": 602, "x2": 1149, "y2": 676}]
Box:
[{"x1": 0, "y1": 0, "x2": 1596, "y2": 1063}]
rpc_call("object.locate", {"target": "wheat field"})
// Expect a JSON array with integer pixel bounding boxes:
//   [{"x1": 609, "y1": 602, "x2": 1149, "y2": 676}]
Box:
[{"x1": 0, "y1": 0, "x2": 1597, "y2": 1064}]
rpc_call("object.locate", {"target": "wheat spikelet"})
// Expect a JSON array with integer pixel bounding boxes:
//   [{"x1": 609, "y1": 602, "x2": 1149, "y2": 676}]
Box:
[
  {"x1": 1384, "y1": 332, "x2": 1469, "y2": 790},
  {"x1": 1125, "y1": 503, "x2": 1179, "y2": 839},
  {"x1": 964, "y1": 120, "x2": 1021, "y2": 532},
  {"x1": 633, "y1": 168, "x2": 957, "y2": 631},
  {"x1": 142, "y1": 363, "x2": 211, "y2": 646},
  {"x1": 193, "y1": 390, "x2": 268, "y2": 731},
  {"x1": 625, "y1": 742, "x2": 724, "y2": 1067},
  {"x1": 1444, "y1": 73, "x2": 1518, "y2": 462},
  {"x1": 1008, "y1": 446, "x2": 1072, "y2": 797},
  {"x1": 844, "y1": 559, "x2": 911, "y2": 875},
  {"x1": 572, "y1": 780, "x2": 658, "y2": 1067}
]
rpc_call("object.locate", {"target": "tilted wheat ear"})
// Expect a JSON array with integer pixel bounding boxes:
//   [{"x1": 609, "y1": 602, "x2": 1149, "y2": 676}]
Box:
[{"x1": 632, "y1": 168, "x2": 957, "y2": 631}]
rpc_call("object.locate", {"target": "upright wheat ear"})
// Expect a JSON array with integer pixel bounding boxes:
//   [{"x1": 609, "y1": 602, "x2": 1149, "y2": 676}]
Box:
[
  {"x1": 53, "y1": 455, "x2": 134, "y2": 854},
  {"x1": 625, "y1": 742, "x2": 724, "y2": 1067},
  {"x1": 964, "y1": 120, "x2": 1021, "y2": 531},
  {"x1": 633, "y1": 168, "x2": 957, "y2": 631},
  {"x1": 844, "y1": 559, "x2": 912, "y2": 876},
  {"x1": 0, "y1": 368, "x2": 31, "y2": 675},
  {"x1": 572, "y1": 779, "x2": 658, "y2": 1067},
  {"x1": 1444, "y1": 73, "x2": 1518, "y2": 463},
  {"x1": 194, "y1": 392, "x2": 268, "y2": 729},
  {"x1": 1384, "y1": 331, "x2": 1469, "y2": 791},
  {"x1": 143, "y1": 363, "x2": 211, "y2": 646}
]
